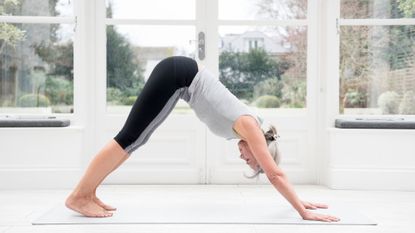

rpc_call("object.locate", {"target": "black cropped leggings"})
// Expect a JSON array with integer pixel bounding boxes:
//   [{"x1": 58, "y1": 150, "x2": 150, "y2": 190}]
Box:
[{"x1": 113, "y1": 56, "x2": 198, "y2": 155}]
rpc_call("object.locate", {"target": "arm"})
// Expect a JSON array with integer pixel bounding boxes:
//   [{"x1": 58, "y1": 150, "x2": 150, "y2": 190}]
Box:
[
  {"x1": 244, "y1": 132, "x2": 307, "y2": 217},
  {"x1": 237, "y1": 117, "x2": 339, "y2": 222}
]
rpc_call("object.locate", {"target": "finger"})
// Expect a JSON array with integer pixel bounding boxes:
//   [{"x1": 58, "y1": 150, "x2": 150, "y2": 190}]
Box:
[
  {"x1": 330, "y1": 216, "x2": 340, "y2": 222},
  {"x1": 303, "y1": 203, "x2": 312, "y2": 209},
  {"x1": 320, "y1": 216, "x2": 332, "y2": 222},
  {"x1": 324, "y1": 215, "x2": 339, "y2": 222},
  {"x1": 313, "y1": 203, "x2": 328, "y2": 209},
  {"x1": 304, "y1": 204, "x2": 312, "y2": 209},
  {"x1": 305, "y1": 203, "x2": 317, "y2": 209},
  {"x1": 313, "y1": 214, "x2": 328, "y2": 222},
  {"x1": 325, "y1": 217, "x2": 337, "y2": 222},
  {"x1": 319, "y1": 214, "x2": 336, "y2": 222},
  {"x1": 309, "y1": 205, "x2": 317, "y2": 209}
]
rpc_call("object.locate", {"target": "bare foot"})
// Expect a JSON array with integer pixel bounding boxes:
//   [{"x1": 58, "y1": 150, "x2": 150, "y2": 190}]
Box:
[
  {"x1": 93, "y1": 196, "x2": 117, "y2": 211},
  {"x1": 65, "y1": 194, "x2": 113, "y2": 217}
]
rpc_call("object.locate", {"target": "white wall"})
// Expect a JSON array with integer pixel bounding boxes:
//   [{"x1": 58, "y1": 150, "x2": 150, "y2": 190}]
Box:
[
  {"x1": 0, "y1": 0, "x2": 95, "y2": 190},
  {"x1": 0, "y1": 126, "x2": 86, "y2": 189},
  {"x1": 327, "y1": 128, "x2": 415, "y2": 190},
  {"x1": 1, "y1": 0, "x2": 415, "y2": 190},
  {"x1": 320, "y1": 0, "x2": 415, "y2": 191}
]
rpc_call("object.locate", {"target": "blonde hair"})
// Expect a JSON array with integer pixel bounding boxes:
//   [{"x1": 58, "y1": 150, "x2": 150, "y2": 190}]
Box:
[{"x1": 243, "y1": 124, "x2": 281, "y2": 179}]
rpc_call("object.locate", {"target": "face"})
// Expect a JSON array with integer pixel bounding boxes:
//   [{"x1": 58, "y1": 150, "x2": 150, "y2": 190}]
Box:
[{"x1": 238, "y1": 140, "x2": 260, "y2": 171}]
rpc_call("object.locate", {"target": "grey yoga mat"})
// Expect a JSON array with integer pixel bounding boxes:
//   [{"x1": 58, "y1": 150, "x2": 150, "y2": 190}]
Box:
[{"x1": 32, "y1": 200, "x2": 376, "y2": 225}]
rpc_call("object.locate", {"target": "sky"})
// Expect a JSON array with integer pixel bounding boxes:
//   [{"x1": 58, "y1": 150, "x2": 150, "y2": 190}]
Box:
[
  {"x1": 53, "y1": 0, "x2": 297, "y2": 59},
  {"x1": 104, "y1": 0, "x2": 265, "y2": 78},
  {"x1": 106, "y1": 0, "x2": 270, "y2": 49},
  {"x1": 107, "y1": 0, "x2": 258, "y2": 20},
  {"x1": 55, "y1": 0, "x2": 297, "y2": 46},
  {"x1": 48, "y1": 0, "x2": 298, "y2": 79}
]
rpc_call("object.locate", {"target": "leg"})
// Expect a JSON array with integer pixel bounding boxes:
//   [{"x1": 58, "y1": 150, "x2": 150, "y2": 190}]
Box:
[
  {"x1": 65, "y1": 56, "x2": 198, "y2": 217},
  {"x1": 65, "y1": 139, "x2": 128, "y2": 217},
  {"x1": 65, "y1": 59, "x2": 176, "y2": 217},
  {"x1": 92, "y1": 142, "x2": 130, "y2": 210}
]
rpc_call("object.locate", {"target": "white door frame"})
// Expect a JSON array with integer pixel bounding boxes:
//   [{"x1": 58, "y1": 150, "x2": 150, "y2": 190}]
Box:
[
  {"x1": 204, "y1": 0, "x2": 320, "y2": 184},
  {"x1": 93, "y1": 0, "x2": 206, "y2": 184},
  {"x1": 91, "y1": 0, "x2": 321, "y2": 184}
]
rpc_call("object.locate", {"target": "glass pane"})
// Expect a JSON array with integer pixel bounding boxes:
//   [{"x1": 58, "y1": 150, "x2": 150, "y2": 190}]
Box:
[
  {"x1": 219, "y1": 0, "x2": 307, "y2": 20},
  {"x1": 0, "y1": 23, "x2": 74, "y2": 114},
  {"x1": 0, "y1": 0, "x2": 73, "y2": 16},
  {"x1": 106, "y1": 25, "x2": 195, "y2": 113},
  {"x1": 340, "y1": 25, "x2": 415, "y2": 115},
  {"x1": 219, "y1": 26, "x2": 307, "y2": 109},
  {"x1": 106, "y1": 0, "x2": 195, "y2": 19},
  {"x1": 341, "y1": 0, "x2": 415, "y2": 19}
]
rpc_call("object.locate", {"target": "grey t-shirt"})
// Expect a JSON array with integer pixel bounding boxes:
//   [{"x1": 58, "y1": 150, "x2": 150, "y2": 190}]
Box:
[{"x1": 181, "y1": 68, "x2": 264, "y2": 140}]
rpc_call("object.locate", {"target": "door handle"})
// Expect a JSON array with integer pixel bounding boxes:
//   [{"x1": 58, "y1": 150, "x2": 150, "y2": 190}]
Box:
[{"x1": 198, "y1": 31, "x2": 205, "y2": 60}]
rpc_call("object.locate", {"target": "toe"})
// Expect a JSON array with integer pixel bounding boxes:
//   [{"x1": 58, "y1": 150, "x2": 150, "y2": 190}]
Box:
[
  {"x1": 104, "y1": 213, "x2": 113, "y2": 217},
  {"x1": 105, "y1": 205, "x2": 117, "y2": 211},
  {"x1": 102, "y1": 211, "x2": 113, "y2": 217},
  {"x1": 93, "y1": 197, "x2": 117, "y2": 211}
]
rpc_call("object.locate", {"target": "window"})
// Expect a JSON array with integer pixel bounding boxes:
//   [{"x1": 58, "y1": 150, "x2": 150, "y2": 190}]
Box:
[
  {"x1": 218, "y1": 0, "x2": 308, "y2": 109},
  {"x1": 339, "y1": 0, "x2": 415, "y2": 115},
  {"x1": 0, "y1": 0, "x2": 75, "y2": 114},
  {"x1": 105, "y1": 0, "x2": 196, "y2": 113}
]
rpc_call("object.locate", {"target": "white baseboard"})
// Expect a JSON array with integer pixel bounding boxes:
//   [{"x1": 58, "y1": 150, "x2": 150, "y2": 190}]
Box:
[
  {"x1": 0, "y1": 168, "x2": 81, "y2": 190},
  {"x1": 328, "y1": 167, "x2": 415, "y2": 191}
]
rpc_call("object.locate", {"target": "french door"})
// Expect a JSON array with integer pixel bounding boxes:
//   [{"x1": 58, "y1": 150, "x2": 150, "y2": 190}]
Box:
[{"x1": 92, "y1": 0, "x2": 319, "y2": 184}]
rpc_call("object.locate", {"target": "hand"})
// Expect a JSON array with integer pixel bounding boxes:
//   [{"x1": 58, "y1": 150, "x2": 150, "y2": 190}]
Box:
[
  {"x1": 301, "y1": 200, "x2": 328, "y2": 210},
  {"x1": 301, "y1": 210, "x2": 340, "y2": 222}
]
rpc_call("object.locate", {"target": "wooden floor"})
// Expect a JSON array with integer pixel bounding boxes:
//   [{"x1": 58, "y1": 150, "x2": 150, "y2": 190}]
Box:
[{"x1": 1, "y1": 185, "x2": 414, "y2": 233}]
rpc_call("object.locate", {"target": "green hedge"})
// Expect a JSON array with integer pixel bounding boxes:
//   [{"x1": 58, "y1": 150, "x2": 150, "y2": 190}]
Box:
[
  {"x1": 17, "y1": 94, "x2": 50, "y2": 107},
  {"x1": 253, "y1": 95, "x2": 281, "y2": 108}
]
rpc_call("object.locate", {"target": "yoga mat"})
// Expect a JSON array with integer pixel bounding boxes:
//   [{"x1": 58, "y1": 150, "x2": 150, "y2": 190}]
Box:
[{"x1": 32, "y1": 200, "x2": 376, "y2": 225}]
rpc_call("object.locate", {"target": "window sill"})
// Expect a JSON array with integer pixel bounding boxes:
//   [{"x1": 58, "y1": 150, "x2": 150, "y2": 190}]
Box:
[
  {"x1": 328, "y1": 127, "x2": 415, "y2": 134},
  {"x1": 334, "y1": 117, "x2": 415, "y2": 129},
  {"x1": 0, "y1": 125, "x2": 84, "y2": 131}
]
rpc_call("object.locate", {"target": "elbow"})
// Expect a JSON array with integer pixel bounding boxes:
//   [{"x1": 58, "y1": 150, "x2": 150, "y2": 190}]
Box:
[{"x1": 266, "y1": 170, "x2": 286, "y2": 185}]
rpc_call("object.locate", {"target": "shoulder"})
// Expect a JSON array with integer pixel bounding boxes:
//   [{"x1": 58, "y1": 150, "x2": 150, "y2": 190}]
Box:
[
  {"x1": 234, "y1": 115, "x2": 258, "y2": 126},
  {"x1": 233, "y1": 115, "x2": 263, "y2": 141}
]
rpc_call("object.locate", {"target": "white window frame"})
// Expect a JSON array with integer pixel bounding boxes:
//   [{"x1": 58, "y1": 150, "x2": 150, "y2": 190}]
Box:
[
  {"x1": 0, "y1": 1, "x2": 84, "y2": 124},
  {"x1": 95, "y1": 0, "x2": 200, "y2": 123},
  {"x1": 92, "y1": 0, "x2": 321, "y2": 184},
  {"x1": 95, "y1": 0, "x2": 318, "y2": 118},
  {"x1": 200, "y1": 0, "x2": 319, "y2": 133},
  {"x1": 326, "y1": 0, "x2": 415, "y2": 124},
  {"x1": 208, "y1": 0, "x2": 320, "y2": 184}
]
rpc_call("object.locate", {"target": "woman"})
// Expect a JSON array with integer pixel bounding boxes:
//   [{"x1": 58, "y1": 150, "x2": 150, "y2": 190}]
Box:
[{"x1": 65, "y1": 56, "x2": 339, "y2": 222}]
